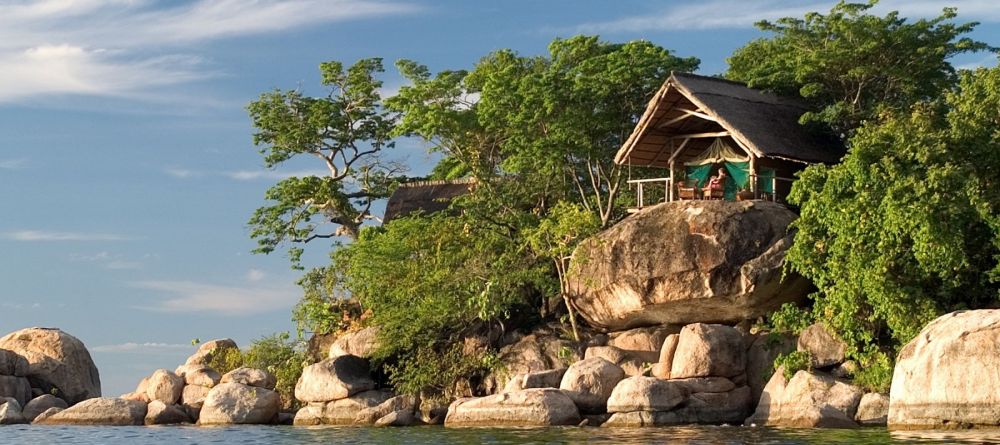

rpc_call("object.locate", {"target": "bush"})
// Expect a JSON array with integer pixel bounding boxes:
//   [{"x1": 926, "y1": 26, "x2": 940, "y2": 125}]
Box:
[
  {"x1": 204, "y1": 332, "x2": 311, "y2": 410},
  {"x1": 773, "y1": 350, "x2": 812, "y2": 380}
]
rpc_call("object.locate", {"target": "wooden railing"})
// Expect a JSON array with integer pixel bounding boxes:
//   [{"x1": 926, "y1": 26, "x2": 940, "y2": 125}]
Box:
[{"x1": 626, "y1": 174, "x2": 796, "y2": 210}]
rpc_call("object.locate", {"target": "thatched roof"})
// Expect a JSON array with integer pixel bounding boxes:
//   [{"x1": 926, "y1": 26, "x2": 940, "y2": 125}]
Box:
[
  {"x1": 615, "y1": 72, "x2": 843, "y2": 167},
  {"x1": 382, "y1": 178, "x2": 475, "y2": 224}
]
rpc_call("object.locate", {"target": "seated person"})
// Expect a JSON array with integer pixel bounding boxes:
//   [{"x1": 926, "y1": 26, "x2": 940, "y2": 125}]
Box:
[{"x1": 702, "y1": 168, "x2": 727, "y2": 198}]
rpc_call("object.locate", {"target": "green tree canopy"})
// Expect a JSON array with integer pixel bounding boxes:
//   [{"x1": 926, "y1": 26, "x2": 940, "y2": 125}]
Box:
[
  {"x1": 785, "y1": 67, "x2": 1000, "y2": 390},
  {"x1": 247, "y1": 59, "x2": 403, "y2": 267},
  {"x1": 726, "y1": 1, "x2": 993, "y2": 136}
]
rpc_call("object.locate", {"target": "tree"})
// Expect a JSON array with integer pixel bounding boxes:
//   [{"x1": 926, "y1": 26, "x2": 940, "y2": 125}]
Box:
[
  {"x1": 785, "y1": 67, "x2": 1000, "y2": 391},
  {"x1": 247, "y1": 59, "x2": 402, "y2": 267},
  {"x1": 390, "y1": 36, "x2": 699, "y2": 227},
  {"x1": 726, "y1": 1, "x2": 993, "y2": 136}
]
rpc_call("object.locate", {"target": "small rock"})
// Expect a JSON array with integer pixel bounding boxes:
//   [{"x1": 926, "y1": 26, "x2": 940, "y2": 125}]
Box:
[
  {"x1": 292, "y1": 389, "x2": 393, "y2": 426},
  {"x1": 35, "y1": 397, "x2": 147, "y2": 425},
  {"x1": 31, "y1": 406, "x2": 63, "y2": 423},
  {"x1": 375, "y1": 409, "x2": 419, "y2": 427},
  {"x1": 174, "y1": 364, "x2": 221, "y2": 388},
  {"x1": 198, "y1": 382, "x2": 280, "y2": 425},
  {"x1": 0, "y1": 397, "x2": 27, "y2": 425},
  {"x1": 22, "y1": 394, "x2": 67, "y2": 421},
  {"x1": 222, "y1": 367, "x2": 276, "y2": 390},
  {"x1": 184, "y1": 339, "x2": 238, "y2": 366},
  {"x1": 651, "y1": 334, "x2": 680, "y2": 379},
  {"x1": 503, "y1": 368, "x2": 567, "y2": 392},
  {"x1": 294, "y1": 355, "x2": 375, "y2": 403},
  {"x1": 797, "y1": 324, "x2": 847, "y2": 369},
  {"x1": 584, "y1": 346, "x2": 646, "y2": 377},
  {"x1": 605, "y1": 377, "x2": 689, "y2": 413},
  {"x1": 608, "y1": 326, "x2": 679, "y2": 363},
  {"x1": 146, "y1": 369, "x2": 184, "y2": 404},
  {"x1": 444, "y1": 389, "x2": 580, "y2": 427},
  {"x1": 559, "y1": 357, "x2": 625, "y2": 414},
  {"x1": 830, "y1": 361, "x2": 858, "y2": 379},
  {"x1": 354, "y1": 394, "x2": 415, "y2": 425},
  {"x1": 855, "y1": 393, "x2": 888, "y2": 426},
  {"x1": 144, "y1": 400, "x2": 191, "y2": 425},
  {"x1": 329, "y1": 327, "x2": 379, "y2": 359},
  {"x1": 670, "y1": 324, "x2": 746, "y2": 379}
]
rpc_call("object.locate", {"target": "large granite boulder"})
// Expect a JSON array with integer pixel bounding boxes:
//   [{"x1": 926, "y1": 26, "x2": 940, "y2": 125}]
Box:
[
  {"x1": 746, "y1": 369, "x2": 862, "y2": 428},
  {"x1": 888, "y1": 310, "x2": 1000, "y2": 429},
  {"x1": 354, "y1": 394, "x2": 416, "y2": 425},
  {"x1": 0, "y1": 328, "x2": 101, "y2": 404},
  {"x1": 0, "y1": 397, "x2": 27, "y2": 425},
  {"x1": 856, "y1": 393, "x2": 889, "y2": 426},
  {"x1": 174, "y1": 364, "x2": 221, "y2": 388},
  {"x1": 184, "y1": 339, "x2": 238, "y2": 366},
  {"x1": 489, "y1": 330, "x2": 584, "y2": 391},
  {"x1": 584, "y1": 346, "x2": 646, "y2": 377},
  {"x1": 295, "y1": 355, "x2": 375, "y2": 403},
  {"x1": 567, "y1": 201, "x2": 811, "y2": 330},
  {"x1": 444, "y1": 388, "x2": 580, "y2": 427},
  {"x1": 198, "y1": 382, "x2": 280, "y2": 425},
  {"x1": 559, "y1": 357, "x2": 625, "y2": 414},
  {"x1": 670, "y1": 323, "x2": 746, "y2": 379},
  {"x1": 181, "y1": 384, "x2": 211, "y2": 418},
  {"x1": 329, "y1": 327, "x2": 379, "y2": 359},
  {"x1": 35, "y1": 397, "x2": 146, "y2": 425},
  {"x1": 607, "y1": 326, "x2": 679, "y2": 363},
  {"x1": 293, "y1": 389, "x2": 394, "y2": 425}
]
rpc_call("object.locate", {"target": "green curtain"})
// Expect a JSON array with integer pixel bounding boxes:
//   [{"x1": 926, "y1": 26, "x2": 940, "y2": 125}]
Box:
[
  {"x1": 758, "y1": 168, "x2": 775, "y2": 194},
  {"x1": 685, "y1": 164, "x2": 713, "y2": 187}
]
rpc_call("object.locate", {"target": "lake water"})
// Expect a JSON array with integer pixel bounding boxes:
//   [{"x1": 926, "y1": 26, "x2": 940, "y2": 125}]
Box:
[{"x1": 3, "y1": 425, "x2": 1000, "y2": 444}]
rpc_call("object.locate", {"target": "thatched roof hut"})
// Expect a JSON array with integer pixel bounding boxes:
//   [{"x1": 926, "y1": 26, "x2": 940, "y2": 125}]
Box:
[
  {"x1": 615, "y1": 72, "x2": 843, "y2": 202},
  {"x1": 382, "y1": 178, "x2": 476, "y2": 223}
]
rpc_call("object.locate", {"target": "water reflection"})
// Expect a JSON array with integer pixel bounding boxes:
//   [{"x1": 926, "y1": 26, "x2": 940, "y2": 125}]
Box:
[{"x1": 4, "y1": 424, "x2": 1000, "y2": 444}]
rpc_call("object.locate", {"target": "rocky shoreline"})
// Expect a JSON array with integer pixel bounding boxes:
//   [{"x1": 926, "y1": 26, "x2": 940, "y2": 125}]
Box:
[{"x1": 3, "y1": 308, "x2": 1000, "y2": 429}]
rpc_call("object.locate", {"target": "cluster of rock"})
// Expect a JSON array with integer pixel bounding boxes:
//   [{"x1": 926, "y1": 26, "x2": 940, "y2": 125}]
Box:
[
  {"x1": 0, "y1": 328, "x2": 99, "y2": 424},
  {"x1": 292, "y1": 328, "x2": 434, "y2": 427}
]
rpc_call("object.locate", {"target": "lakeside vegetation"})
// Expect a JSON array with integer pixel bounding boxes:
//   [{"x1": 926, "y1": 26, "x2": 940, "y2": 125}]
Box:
[{"x1": 245, "y1": 1, "x2": 998, "y2": 397}]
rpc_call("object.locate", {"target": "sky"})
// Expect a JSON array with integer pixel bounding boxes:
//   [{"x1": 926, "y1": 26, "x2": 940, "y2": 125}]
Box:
[{"x1": 0, "y1": 0, "x2": 997, "y2": 397}]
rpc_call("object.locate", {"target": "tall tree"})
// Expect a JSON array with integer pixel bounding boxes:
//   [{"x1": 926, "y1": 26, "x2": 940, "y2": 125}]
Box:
[
  {"x1": 247, "y1": 59, "x2": 401, "y2": 267},
  {"x1": 726, "y1": 1, "x2": 992, "y2": 136},
  {"x1": 785, "y1": 67, "x2": 1000, "y2": 390}
]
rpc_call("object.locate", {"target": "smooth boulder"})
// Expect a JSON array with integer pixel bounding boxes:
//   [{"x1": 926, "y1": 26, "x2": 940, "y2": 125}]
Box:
[
  {"x1": 293, "y1": 389, "x2": 394, "y2": 426},
  {"x1": 670, "y1": 324, "x2": 746, "y2": 379},
  {"x1": 174, "y1": 364, "x2": 221, "y2": 388},
  {"x1": 0, "y1": 349, "x2": 29, "y2": 376},
  {"x1": 0, "y1": 398, "x2": 27, "y2": 424},
  {"x1": 295, "y1": 355, "x2": 375, "y2": 403},
  {"x1": 445, "y1": 389, "x2": 580, "y2": 427},
  {"x1": 606, "y1": 377, "x2": 688, "y2": 413},
  {"x1": 198, "y1": 382, "x2": 280, "y2": 425},
  {"x1": 222, "y1": 367, "x2": 276, "y2": 390},
  {"x1": 184, "y1": 339, "x2": 238, "y2": 366},
  {"x1": 145, "y1": 400, "x2": 191, "y2": 425},
  {"x1": 0, "y1": 375, "x2": 32, "y2": 407},
  {"x1": 0, "y1": 328, "x2": 101, "y2": 404},
  {"x1": 559, "y1": 357, "x2": 625, "y2": 414},
  {"x1": 35, "y1": 397, "x2": 146, "y2": 425},
  {"x1": 888, "y1": 310, "x2": 1000, "y2": 429},
  {"x1": 22, "y1": 394, "x2": 68, "y2": 422},
  {"x1": 746, "y1": 369, "x2": 862, "y2": 428},
  {"x1": 797, "y1": 324, "x2": 847, "y2": 368},
  {"x1": 329, "y1": 327, "x2": 379, "y2": 359},
  {"x1": 856, "y1": 393, "x2": 889, "y2": 426},
  {"x1": 146, "y1": 369, "x2": 184, "y2": 404},
  {"x1": 607, "y1": 326, "x2": 678, "y2": 363},
  {"x1": 567, "y1": 201, "x2": 811, "y2": 330}
]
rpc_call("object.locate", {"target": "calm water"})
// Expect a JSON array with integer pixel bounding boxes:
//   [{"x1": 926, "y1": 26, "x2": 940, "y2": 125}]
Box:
[{"x1": 2, "y1": 425, "x2": 1000, "y2": 444}]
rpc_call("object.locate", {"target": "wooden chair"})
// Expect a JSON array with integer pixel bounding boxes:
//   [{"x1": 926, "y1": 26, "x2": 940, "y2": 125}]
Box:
[
  {"x1": 677, "y1": 178, "x2": 699, "y2": 200},
  {"x1": 702, "y1": 176, "x2": 726, "y2": 200}
]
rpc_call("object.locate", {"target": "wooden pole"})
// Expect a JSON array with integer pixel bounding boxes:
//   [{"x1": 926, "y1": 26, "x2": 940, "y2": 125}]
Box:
[
  {"x1": 669, "y1": 159, "x2": 676, "y2": 202},
  {"x1": 749, "y1": 154, "x2": 757, "y2": 198}
]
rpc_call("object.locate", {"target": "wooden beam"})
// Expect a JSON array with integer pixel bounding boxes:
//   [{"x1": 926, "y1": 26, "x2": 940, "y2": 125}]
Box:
[
  {"x1": 666, "y1": 138, "x2": 691, "y2": 164},
  {"x1": 656, "y1": 108, "x2": 716, "y2": 129},
  {"x1": 669, "y1": 131, "x2": 729, "y2": 140}
]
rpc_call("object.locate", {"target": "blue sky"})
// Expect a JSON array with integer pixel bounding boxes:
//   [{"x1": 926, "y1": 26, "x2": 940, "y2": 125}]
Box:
[{"x1": 1, "y1": 0, "x2": 997, "y2": 397}]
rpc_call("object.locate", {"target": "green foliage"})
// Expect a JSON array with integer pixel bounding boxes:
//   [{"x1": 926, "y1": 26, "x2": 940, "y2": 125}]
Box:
[
  {"x1": 767, "y1": 303, "x2": 814, "y2": 335},
  {"x1": 205, "y1": 333, "x2": 311, "y2": 410},
  {"x1": 334, "y1": 214, "x2": 550, "y2": 395},
  {"x1": 727, "y1": 1, "x2": 993, "y2": 135},
  {"x1": 290, "y1": 266, "x2": 360, "y2": 337},
  {"x1": 247, "y1": 58, "x2": 403, "y2": 266},
  {"x1": 384, "y1": 343, "x2": 499, "y2": 398},
  {"x1": 786, "y1": 67, "x2": 1000, "y2": 363},
  {"x1": 774, "y1": 350, "x2": 813, "y2": 380},
  {"x1": 851, "y1": 347, "x2": 894, "y2": 393}
]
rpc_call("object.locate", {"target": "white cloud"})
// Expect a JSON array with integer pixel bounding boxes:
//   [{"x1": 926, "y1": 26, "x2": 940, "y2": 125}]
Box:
[
  {"x1": 131, "y1": 280, "x2": 297, "y2": 315},
  {"x1": 92, "y1": 342, "x2": 191, "y2": 353},
  {"x1": 164, "y1": 167, "x2": 199, "y2": 178},
  {"x1": 4, "y1": 230, "x2": 135, "y2": 241},
  {"x1": 69, "y1": 251, "x2": 144, "y2": 269},
  {"x1": 246, "y1": 268, "x2": 266, "y2": 282},
  {"x1": 0, "y1": 158, "x2": 28, "y2": 169},
  {"x1": 224, "y1": 169, "x2": 329, "y2": 181},
  {"x1": 571, "y1": 0, "x2": 1000, "y2": 33},
  {"x1": 0, "y1": 0, "x2": 419, "y2": 103}
]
